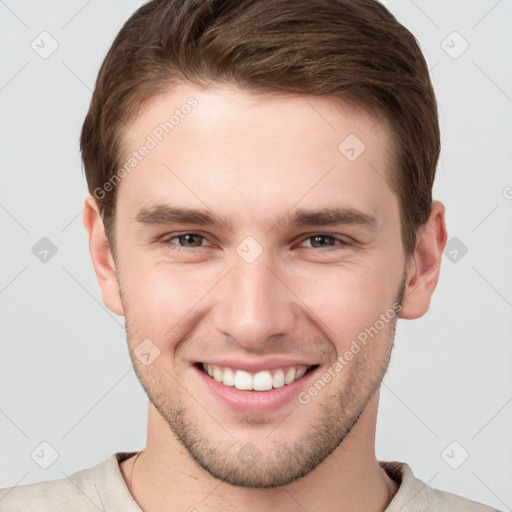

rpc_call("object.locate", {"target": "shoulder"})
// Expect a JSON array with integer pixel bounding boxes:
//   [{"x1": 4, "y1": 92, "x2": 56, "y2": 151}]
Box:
[
  {"x1": 381, "y1": 461, "x2": 502, "y2": 512},
  {"x1": 0, "y1": 454, "x2": 117, "y2": 512}
]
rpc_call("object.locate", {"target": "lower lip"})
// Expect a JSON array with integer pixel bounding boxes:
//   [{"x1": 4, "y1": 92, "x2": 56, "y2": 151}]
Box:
[{"x1": 193, "y1": 364, "x2": 320, "y2": 415}]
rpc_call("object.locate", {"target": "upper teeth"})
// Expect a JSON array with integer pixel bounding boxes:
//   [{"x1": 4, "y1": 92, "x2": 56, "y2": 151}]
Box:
[{"x1": 202, "y1": 364, "x2": 309, "y2": 391}]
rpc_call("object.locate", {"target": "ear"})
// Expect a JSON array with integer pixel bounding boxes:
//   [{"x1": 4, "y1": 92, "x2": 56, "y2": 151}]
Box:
[
  {"x1": 399, "y1": 200, "x2": 448, "y2": 319},
  {"x1": 82, "y1": 194, "x2": 125, "y2": 316}
]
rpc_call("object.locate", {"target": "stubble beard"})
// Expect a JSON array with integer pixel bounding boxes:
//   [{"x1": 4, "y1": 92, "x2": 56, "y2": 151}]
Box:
[{"x1": 122, "y1": 272, "x2": 406, "y2": 488}]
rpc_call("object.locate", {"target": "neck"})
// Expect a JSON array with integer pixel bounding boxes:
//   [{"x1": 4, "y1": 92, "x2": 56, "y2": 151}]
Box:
[{"x1": 121, "y1": 392, "x2": 398, "y2": 512}]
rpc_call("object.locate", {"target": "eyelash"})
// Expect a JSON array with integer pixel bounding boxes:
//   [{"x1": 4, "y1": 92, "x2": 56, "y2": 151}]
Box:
[{"x1": 160, "y1": 232, "x2": 351, "y2": 253}]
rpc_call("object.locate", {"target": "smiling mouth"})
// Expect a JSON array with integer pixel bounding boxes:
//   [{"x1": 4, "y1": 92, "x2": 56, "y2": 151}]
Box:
[{"x1": 196, "y1": 363, "x2": 320, "y2": 391}]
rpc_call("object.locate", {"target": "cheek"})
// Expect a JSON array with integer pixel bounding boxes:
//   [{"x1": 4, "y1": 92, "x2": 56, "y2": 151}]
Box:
[
  {"x1": 288, "y1": 258, "x2": 399, "y2": 345},
  {"x1": 121, "y1": 260, "x2": 219, "y2": 339}
]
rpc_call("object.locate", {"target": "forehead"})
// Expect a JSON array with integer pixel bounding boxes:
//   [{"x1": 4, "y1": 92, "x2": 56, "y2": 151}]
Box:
[{"x1": 116, "y1": 82, "x2": 397, "y2": 230}]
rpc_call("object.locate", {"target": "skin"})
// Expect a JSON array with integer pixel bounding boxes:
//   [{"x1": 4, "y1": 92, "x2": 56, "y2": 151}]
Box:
[{"x1": 83, "y1": 82, "x2": 447, "y2": 512}]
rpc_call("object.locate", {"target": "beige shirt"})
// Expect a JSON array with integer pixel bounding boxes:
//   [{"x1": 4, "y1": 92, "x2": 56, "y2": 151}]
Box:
[{"x1": 0, "y1": 452, "x2": 500, "y2": 511}]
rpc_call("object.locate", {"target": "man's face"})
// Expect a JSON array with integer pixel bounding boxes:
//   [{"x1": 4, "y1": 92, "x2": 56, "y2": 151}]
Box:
[{"x1": 111, "y1": 83, "x2": 408, "y2": 487}]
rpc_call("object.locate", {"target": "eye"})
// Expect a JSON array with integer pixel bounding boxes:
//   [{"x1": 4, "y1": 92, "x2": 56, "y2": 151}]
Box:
[
  {"x1": 159, "y1": 232, "x2": 351, "y2": 253},
  {"x1": 299, "y1": 234, "x2": 350, "y2": 251},
  {"x1": 161, "y1": 233, "x2": 210, "y2": 251}
]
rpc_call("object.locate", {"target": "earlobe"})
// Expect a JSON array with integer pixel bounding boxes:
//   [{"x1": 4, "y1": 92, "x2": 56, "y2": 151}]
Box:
[
  {"x1": 82, "y1": 194, "x2": 125, "y2": 317},
  {"x1": 398, "y1": 200, "x2": 448, "y2": 320}
]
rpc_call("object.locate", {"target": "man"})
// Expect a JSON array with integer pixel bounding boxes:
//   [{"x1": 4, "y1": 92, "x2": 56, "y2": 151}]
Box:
[{"x1": 0, "y1": 0, "x2": 500, "y2": 510}]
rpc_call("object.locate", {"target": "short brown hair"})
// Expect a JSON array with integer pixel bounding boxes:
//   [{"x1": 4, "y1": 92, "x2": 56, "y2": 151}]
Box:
[{"x1": 80, "y1": 0, "x2": 440, "y2": 257}]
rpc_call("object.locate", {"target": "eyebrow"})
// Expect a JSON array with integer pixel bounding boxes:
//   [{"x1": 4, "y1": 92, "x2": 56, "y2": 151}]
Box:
[
  {"x1": 277, "y1": 206, "x2": 377, "y2": 230},
  {"x1": 135, "y1": 204, "x2": 378, "y2": 231}
]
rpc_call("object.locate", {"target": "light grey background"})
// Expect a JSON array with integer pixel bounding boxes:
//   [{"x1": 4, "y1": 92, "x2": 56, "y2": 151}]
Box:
[{"x1": 0, "y1": 0, "x2": 511, "y2": 510}]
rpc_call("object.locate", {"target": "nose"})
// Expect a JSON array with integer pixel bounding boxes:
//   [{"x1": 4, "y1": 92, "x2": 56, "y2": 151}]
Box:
[{"x1": 213, "y1": 250, "x2": 297, "y2": 350}]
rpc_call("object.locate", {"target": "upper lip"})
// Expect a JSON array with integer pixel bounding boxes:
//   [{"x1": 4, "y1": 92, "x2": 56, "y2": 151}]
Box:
[{"x1": 196, "y1": 357, "x2": 319, "y2": 373}]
